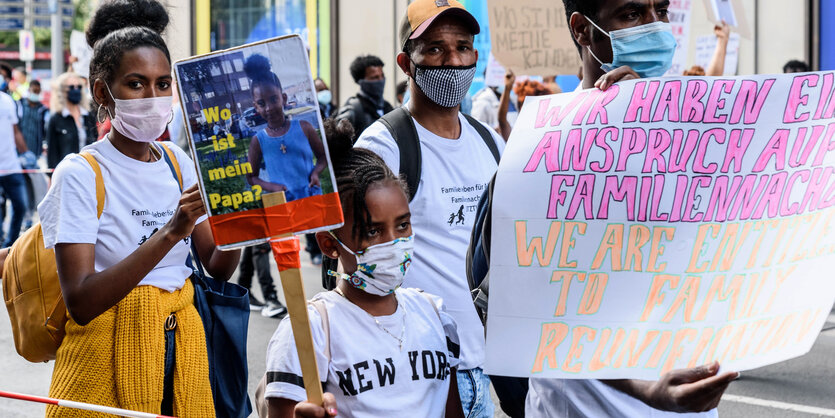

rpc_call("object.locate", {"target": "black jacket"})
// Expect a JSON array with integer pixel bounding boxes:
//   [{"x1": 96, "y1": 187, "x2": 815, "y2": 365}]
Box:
[
  {"x1": 47, "y1": 111, "x2": 97, "y2": 169},
  {"x1": 335, "y1": 92, "x2": 393, "y2": 141}
]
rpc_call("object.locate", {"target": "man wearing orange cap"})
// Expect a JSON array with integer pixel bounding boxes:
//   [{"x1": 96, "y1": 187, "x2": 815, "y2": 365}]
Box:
[{"x1": 355, "y1": 1, "x2": 504, "y2": 416}]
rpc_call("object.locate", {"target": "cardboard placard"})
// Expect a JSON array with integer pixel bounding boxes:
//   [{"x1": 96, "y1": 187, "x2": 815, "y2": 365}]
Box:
[
  {"x1": 486, "y1": 73, "x2": 835, "y2": 380},
  {"x1": 703, "y1": 0, "x2": 752, "y2": 39},
  {"x1": 487, "y1": 0, "x2": 582, "y2": 77},
  {"x1": 173, "y1": 35, "x2": 343, "y2": 249}
]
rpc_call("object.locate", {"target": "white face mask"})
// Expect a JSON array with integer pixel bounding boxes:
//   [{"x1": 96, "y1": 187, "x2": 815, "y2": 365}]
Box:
[
  {"x1": 105, "y1": 83, "x2": 173, "y2": 143},
  {"x1": 328, "y1": 233, "x2": 415, "y2": 296}
]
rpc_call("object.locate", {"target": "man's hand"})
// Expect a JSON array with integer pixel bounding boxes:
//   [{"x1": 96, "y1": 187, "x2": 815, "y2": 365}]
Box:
[
  {"x1": 504, "y1": 69, "x2": 516, "y2": 93},
  {"x1": 645, "y1": 362, "x2": 739, "y2": 413},
  {"x1": 294, "y1": 392, "x2": 338, "y2": 417},
  {"x1": 594, "y1": 66, "x2": 639, "y2": 91},
  {"x1": 714, "y1": 20, "x2": 731, "y2": 44}
]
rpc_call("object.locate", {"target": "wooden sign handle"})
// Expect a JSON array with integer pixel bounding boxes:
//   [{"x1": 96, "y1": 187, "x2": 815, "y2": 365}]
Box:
[{"x1": 263, "y1": 191, "x2": 324, "y2": 406}]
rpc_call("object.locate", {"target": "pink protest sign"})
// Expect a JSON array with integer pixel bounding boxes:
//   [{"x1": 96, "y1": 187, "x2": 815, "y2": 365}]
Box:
[{"x1": 486, "y1": 73, "x2": 835, "y2": 380}]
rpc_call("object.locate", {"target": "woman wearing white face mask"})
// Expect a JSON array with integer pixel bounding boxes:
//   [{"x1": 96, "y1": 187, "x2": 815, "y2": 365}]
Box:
[
  {"x1": 37, "y1": 0, "x2": 240, "y2": 416},
  {"x1": 260, "y1": 120, "x2": 465, "y2": 418}
]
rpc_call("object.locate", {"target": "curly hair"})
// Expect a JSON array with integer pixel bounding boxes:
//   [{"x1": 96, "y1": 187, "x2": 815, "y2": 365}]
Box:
[
  {"x1": 349, "y1": 55, "x2": 385, "y2": 84},
  {"x1": 85, "y1": 0, "x2": 170, "y2": 104},
  {"x1": 324, "y1": 118, "x2": 407, "y2": 241}
]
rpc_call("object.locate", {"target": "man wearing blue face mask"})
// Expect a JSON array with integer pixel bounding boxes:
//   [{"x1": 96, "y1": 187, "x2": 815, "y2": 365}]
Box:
[
  {"x1": 355, "y1": 1, "x2": 505, "y2": 416},
  {"x1": 521, "y1": 1, "x2": 739, "y2": 417},
  {"x1": 335, "y1": 55, "x2": 394, "y2": 141}
]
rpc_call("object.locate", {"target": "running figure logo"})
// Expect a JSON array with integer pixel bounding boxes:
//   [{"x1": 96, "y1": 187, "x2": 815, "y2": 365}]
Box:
[{"x1": 447, "y1": 205, "x2": 465, "y2": 226}]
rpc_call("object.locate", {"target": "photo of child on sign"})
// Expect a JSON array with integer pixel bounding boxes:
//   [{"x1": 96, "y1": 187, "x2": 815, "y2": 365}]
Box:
[
  {"x1": 174, "y1": 35, "x2": 342, "y2": 249},
  {"x1": 244, "y1": 53, "x2": 327, "y2": 202}
]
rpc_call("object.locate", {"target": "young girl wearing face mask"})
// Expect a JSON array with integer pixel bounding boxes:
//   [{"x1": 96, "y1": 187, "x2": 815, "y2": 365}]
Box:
[
  {"x1": 46, "y1": 71, "x2": 97, "y2": 171},
  {"x1": 37, "y1": 1, "x2": 240, "y2": 416},
  {"x1": 244, "y1": 53, "x2": 327, "y2": 203},
  {"x1": 263, "y1": 119, "x2": 465, "y2": 418}
]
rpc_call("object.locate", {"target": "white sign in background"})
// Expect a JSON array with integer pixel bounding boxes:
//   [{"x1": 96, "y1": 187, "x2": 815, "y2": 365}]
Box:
[{"x1": 485, "y1": 73, "x2": 835, "y2": 380}]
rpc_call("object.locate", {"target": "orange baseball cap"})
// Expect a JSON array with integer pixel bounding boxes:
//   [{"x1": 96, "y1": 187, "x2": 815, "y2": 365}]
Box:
[{"x1": 399, "y1": 0, "x2": 480, "y2": 51}]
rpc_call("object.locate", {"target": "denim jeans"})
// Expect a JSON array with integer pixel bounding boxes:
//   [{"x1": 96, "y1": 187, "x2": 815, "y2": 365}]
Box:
[
  {"x1": 0, "y1": 173, "x2": 28, "y2": 247},
  {"x1": 457, "y1": 367, "x2": 495, "y2": 418}
]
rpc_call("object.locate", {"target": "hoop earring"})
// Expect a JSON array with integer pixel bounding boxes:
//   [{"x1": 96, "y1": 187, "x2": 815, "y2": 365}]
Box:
[
  {"x1": 96, "y1": 103, "x2": 107, "y2": 124},
  {"x1": 167, "y1": 108, "x2": 174, "y2": 124}
]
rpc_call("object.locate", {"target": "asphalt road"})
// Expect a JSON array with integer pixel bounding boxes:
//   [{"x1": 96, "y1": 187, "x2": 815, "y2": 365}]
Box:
[{"x1": 1, "y1": 245, "x2": 834, "y2": 417}]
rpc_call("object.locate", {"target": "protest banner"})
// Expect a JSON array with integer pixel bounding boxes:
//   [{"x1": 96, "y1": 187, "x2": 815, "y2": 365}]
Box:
[
  {"x1": 485, "y1": 73, "x2": 835, "y2": 380},
  {"x1": 665, "y1": 0, "x2": 693, "y2": 77},
  {"x1": 173, "y1": 35, "x2": 343, "y2": 249},
  {"x1": 487, "y1": 0, "x2": 581, "y2": 77}
]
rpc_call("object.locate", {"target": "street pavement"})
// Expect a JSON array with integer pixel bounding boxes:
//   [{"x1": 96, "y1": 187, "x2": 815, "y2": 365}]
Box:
[{"x1": 1, "y1": 242, "x2": 834, "y2": 417}]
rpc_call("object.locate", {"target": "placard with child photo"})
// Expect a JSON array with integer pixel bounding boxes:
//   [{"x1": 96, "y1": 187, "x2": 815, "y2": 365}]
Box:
[{"x1": 174, "y1": 35, "x2": 342, "y2": 249}]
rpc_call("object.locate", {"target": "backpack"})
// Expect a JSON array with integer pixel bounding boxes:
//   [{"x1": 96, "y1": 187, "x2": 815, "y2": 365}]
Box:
[
  {"x1": 2, "y1": 152, "x2": 105, "y2": 363},
  {"x1": 466, "y1": 174, "x2": 529, "y2": 418},
  {"x1": 321, "y1": 107, "x2": 501, "y2": 290}
]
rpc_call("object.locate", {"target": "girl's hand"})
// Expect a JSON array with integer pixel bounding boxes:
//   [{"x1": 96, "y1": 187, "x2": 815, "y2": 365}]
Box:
[
  {"x1": 266, "y1": 182, "x2": 288, "y2": 193},
  {"x1": 294, "y1": 393, "x2": 338, "y2": 417},
  {"x1": 164, "y1": 184, "x2": 205, "y2": 241},
  {"x1": 309, "y1": 172, "x2": 321, "y2": 188}
]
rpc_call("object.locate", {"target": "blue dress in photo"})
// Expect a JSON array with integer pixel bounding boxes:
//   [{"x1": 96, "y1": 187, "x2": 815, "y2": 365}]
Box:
[{"x1": 255, "y1": 119, "x2": 320, "y2": 201}]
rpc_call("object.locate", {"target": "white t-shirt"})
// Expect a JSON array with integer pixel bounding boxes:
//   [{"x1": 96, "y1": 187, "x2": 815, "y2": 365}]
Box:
[
  {"x1": 38, "y1": 139, "x2": 205, "y2": 292},
  {"x1": 354, "y1": 113, "x2": 505, "y2": 370},
  {"x1": 0, "y1": 91, "x2": 21, "y2": 173},
  {"x1": 265, "y1": 288, "x2": 460, "y2": 418},
  {"x1": 526, "y1": 378, "x2": 717, "y2": 418},
  {"x1": 470, "y1": 87, "x2": 500, "y2": 130}
]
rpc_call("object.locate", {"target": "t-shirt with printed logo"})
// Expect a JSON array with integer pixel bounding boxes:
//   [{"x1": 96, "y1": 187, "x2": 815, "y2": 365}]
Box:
[
  {"x1": 355, "y1": 113, "x2": 505, "y2": 371},
  {"x1": 265, "y1": 288, "x2": 460, "y2": 417},
  {"x1": 39, "y1": 138, "x2": 206, "y2": 292}
]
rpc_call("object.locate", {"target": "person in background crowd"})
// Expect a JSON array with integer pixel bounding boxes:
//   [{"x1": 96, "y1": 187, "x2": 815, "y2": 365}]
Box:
[
  {"x1": 395, "y1": 80, "x2": 408, "y2": 105},
  {"x1": 314, "y1": 77, "x2": 334, "y2": 119},
  {"x1": 19, "y1": 80, "x2": 48, "y2": 156},
  {"x1": 355, "y1": 1, "x2": 505, "y2": 415},
  {"x1": 46, "y1": 72, "x2": 97, "y2": 171},
  {"x1": 262, "y1": 119, "x2": 464, "y2": 418},
  {"x1": 17, "y1": 79, "x2": 49, "y2": 231},
  {"x1": 512, "y1": 79, "x2": 553, "y2": 112},
  {"x1": 518, "y1": 1, "x2": 740, "y2": 416},
  {"x1": 496, "y1": 70, "x2": 516, "y2": 141},
  {"x1": 10, "y1": 67, "x2": 29, "y2": 101},
  {"x1": 238, "y1": 242, "x2": 287, "y2": 318},
  {"x1": 542, "y1": 75, "x2": 562, "y2": 96},
  {"x1": 470, "y1": 72, "x2": 500, "y2": 132},
  {"x1": 0, "y1": 60, "x2": 29, "y2": 248},
  {"x1": 335, "y1": 55, "x2": 394, "y2": 140},
  {"x1": 38, "y1": 0, "x2": 240, "y2": 415},
  {"x1": 784, "y1": 59, "x2": 810, "y2": 73},
  {"x1": 705, "y1": 21, "x2": 731, "y2": 76}
]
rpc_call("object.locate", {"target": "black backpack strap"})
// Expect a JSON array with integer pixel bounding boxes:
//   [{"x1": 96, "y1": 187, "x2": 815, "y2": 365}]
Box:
[
  {"x1": 463, "y1": 113, "x2": 501, "y2": 164},
  {"x1": 378, "y1": 107, "x2": 422, "y2": 201}
]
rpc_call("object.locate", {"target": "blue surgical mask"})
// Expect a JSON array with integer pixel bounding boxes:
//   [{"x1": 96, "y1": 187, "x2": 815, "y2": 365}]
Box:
[
  {"x1": 585, "y1": 17, "x2": 677, "y2": 78},
  {"x1": 317, "y1": 89, "x2": 332, "y2": 105}
]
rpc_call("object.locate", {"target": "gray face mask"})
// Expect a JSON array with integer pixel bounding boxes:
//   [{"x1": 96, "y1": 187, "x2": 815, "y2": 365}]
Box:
[{"x1": 411, "y1": 62, "x2": 476, "y2": 108}]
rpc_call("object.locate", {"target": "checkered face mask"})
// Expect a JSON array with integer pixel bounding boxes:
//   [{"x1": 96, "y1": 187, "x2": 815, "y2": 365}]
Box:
[{"x1": 412, "y1": 62, "x2": 476, "y2": 108}]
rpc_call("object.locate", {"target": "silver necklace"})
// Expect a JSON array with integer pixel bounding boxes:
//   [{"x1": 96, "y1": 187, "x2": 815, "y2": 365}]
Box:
[{"x1": 334, "y1": 287, "x2": 406, "y2": 351}]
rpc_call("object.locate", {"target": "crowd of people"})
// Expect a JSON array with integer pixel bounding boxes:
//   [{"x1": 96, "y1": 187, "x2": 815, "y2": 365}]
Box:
[{"x1": 0, "y1": 0, "x2": 820, "y2": 417}]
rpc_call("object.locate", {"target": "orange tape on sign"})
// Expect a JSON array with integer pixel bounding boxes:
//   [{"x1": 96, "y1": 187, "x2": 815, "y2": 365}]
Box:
[
  {"x1": 208, "y1": 192, "x2": 344, "y2": 247},
  {"x1": 271, "y1": 238, "x2": 302, "y2": 271}
]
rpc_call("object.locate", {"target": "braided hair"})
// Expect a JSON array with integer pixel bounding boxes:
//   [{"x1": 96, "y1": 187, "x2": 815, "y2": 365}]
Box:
[
  {"x1": 85, "y1": 0, "x2": 171, "y2": 105},
  {"x1": 325, "y1": 119, "x2": 407, "y2": 240}
]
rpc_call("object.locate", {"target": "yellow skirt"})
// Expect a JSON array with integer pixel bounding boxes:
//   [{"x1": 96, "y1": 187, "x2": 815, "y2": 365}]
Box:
[{"x1": 46, "y1": 279, "x2": 214, "y2": 417}]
